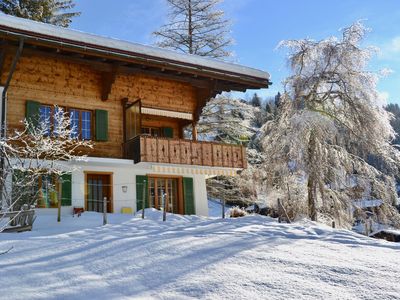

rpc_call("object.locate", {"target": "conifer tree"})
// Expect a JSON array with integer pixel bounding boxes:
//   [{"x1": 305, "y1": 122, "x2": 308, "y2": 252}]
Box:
[
  {"x1": 0, "y1": 0, "x2": 80, "y2": 27},
  {"x1": 153, "y1": 0, "x2": 233, "y2": 59}
]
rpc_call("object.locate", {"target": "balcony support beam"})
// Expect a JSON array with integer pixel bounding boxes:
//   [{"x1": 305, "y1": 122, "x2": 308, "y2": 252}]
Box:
[{"x1": 192, "y1": 121, "x2": 198, "y2": 141}]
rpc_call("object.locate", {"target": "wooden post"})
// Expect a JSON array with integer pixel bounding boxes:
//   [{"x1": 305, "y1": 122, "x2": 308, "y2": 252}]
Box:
[
  {"x1": 57, "y1": 180, "x2": 62, "y2": 223},
  {"x1": 103, "y1": 197, "x2": 107, "y2": 225},
  {"x1": 142, "y1": 180, "x2": 146, "y2": 219},
  {"x1": 192, "y1": 121, "x2": 198, "y2": 141},
  {"x1": 163, "y1": 192, "x2": 167, "y2": 222},
  {"x1": 277, "y1": 198, "x2": 282, "y2": 223},
  {"x1": 221, "y1": 196, "x2": 225, "y2": 219}
]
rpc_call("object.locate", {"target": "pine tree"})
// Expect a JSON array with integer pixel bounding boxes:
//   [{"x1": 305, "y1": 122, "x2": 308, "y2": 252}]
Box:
[
  {"x1": 250, "y1": 93, "x2": 262, "y2": 107},
  {"x1": 153, "y1": 0, "x2": 233, "y2": 59},
  {"x1": 0, "y1": 0, "x2": 80, "y2": 27}
]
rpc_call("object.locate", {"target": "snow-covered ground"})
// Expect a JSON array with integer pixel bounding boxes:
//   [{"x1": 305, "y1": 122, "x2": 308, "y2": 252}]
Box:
[{"x1": 0, "y1": 208, "x2": 399, "y2": 300}]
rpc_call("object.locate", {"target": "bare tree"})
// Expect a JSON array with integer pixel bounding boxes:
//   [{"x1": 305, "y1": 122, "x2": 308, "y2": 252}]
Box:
[
  {"x1": 261, "y1": 22, "x2": 400, "y2": 227},
  {"x1": 153, "y1": 0, "x2": 233, "y2": 59},
  {"x1": 0, "y1": 107, "x2": 92, "y2": 232},
  {"x1": 0, "y1": 0, "x2": 80, "y2": 27}
]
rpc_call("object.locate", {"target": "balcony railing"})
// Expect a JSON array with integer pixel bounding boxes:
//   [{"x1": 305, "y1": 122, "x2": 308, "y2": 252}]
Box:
[{"x1": 124, "y1": 135, "x2": 247, "y2": 169}]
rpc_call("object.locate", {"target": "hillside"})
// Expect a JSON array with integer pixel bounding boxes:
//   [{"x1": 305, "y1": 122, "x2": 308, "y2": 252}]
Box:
[{"x1": 0, "y1": 210, "x2": 399, "y2": 300}]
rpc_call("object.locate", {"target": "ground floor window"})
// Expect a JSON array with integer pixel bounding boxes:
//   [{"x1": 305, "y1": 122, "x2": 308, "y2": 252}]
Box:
[
  {"x1": 14, "y1": 173, "x2": 72, "y2": 209},
  {"x1": 37, "y1": 175, "x2": 59, "y2": 208},
  {"x1": 148, "y1": 177, "x2": 182, "y2": 214}
]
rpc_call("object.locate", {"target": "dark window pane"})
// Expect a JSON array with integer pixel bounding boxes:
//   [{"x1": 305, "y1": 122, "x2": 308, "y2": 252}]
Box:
[
  {"x1": 70, "y1": 109, "x2": 80, "y2": 139},
  {"x1": 39, "y1": 106, "x2": 51, "y2": 136},
  {"x1": 81, "y1": 111, "x2": 92, "y2": 140}
]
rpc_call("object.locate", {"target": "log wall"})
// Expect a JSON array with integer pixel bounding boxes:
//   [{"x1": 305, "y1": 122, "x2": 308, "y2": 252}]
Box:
[{"x1": 1, "y1": 53, "x2": 196, "y2": 158}]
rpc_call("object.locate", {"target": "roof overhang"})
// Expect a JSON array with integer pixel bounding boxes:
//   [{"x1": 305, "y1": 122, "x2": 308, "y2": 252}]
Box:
[{"x1": 0, "y1": 14, "x2": 271, "y2": 92}]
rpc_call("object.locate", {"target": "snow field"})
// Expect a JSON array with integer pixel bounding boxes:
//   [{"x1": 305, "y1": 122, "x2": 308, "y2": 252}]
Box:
[{"x1": 0, "y1": 209, "x2": 399, "y2": 300}]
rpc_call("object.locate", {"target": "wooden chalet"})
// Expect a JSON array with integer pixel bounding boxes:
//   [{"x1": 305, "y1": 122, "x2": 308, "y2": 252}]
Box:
[{"x1": 0, "y1": 14, "x2": 270, "y2": 216}]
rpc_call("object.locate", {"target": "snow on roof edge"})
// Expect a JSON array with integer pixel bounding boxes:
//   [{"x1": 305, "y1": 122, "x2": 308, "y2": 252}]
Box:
[{"x1": 0, "y1": 14, "x2": 270, "y2": 81}]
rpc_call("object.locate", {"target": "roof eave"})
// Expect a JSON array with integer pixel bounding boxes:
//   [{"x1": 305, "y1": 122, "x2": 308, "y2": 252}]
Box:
[{"x1": 0, "y1": 25, "x2": 270, "y2": 90}]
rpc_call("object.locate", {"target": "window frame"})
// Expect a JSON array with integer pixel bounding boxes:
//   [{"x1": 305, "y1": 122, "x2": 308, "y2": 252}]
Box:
[
  {"x1": 37, "y1": 103, "x2": 94, "y2": 140},
  {"x1": 141, "y1": 126, "x2": 162, "y2": 137},
  {"x1": 69, "y1": 107, "x2": 93, "y2": 140}
]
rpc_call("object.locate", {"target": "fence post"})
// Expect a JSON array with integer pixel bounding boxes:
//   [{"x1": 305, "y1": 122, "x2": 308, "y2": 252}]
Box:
[
  {"x1": 163, "y1": 192, "x2": 167, "y2": 222},
  {"x1": 277, "y1": 198, "x2": 281, "y2": 223},
  {"x1": 221, "y1": 196, "x2": 225, "y2": 219},
  {"x1": 142, "y1": 180, "x2": 146, "y2": 219},
  {"x1": 57, "y1": 180, "x2": 62, "y2": 223},
  {"x1": 103, "y1": 197, "x2": 107, "y2": 225}
]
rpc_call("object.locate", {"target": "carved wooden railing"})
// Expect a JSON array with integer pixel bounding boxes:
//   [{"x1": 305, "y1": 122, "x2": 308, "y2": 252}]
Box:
[{"x1": 124, "y1": 135, "x2": 247, "y2": 169}]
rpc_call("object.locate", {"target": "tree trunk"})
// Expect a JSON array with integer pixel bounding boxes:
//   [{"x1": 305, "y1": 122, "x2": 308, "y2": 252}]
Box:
[
  {"x1": 188, "y1": 0, "x2": 193, "y2": 54},
  {"x1": 307, "y1": 131, "x2": 318, "y2": 221}
]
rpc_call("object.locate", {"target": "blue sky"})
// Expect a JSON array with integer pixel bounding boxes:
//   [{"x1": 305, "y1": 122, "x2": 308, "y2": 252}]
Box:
[{"x1": 71, "y1": 0, "x2": 400, "y2": 104}]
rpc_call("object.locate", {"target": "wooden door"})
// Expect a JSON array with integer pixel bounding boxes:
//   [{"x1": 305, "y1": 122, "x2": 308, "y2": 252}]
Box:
[
  {"x1": 86, "y1": 174, "x2": 112, "y2": 213},
  {"x1": 148, "y1": 177, "x2": 181, "y2": 214}
]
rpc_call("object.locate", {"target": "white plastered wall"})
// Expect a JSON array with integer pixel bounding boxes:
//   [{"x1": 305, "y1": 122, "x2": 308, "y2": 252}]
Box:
[{"x1": 69, "y1": 158, "x2": 209, "y2": 216}]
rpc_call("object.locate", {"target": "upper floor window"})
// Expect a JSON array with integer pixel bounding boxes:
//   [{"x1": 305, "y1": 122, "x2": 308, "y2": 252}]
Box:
[
  {"x1": 141, "y1": 127, "x2": 161, "y2": 137},
  {"x1": 38, "y1": 105, "x2": 92, "y2": 140},
  {"x1": 70, "y1": 109, "x2": 92, "y2": 140},
  {"x1": 39, "y1": 105, "x2": 52, "y2": 136}
]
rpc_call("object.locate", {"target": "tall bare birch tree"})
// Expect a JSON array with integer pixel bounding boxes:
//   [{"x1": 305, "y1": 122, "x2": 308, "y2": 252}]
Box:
[
  {"x1": 153, "y1": 0, "x2": 233, "y2": 59},
  {"x1": 261, "y1": 22, "x2": 400, "y2": 227}
]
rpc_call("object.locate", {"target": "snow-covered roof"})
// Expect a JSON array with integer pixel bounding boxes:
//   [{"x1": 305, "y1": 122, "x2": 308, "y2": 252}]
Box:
[{"x1": 0, "y1": 14, "x2": 270, "y2": 84}]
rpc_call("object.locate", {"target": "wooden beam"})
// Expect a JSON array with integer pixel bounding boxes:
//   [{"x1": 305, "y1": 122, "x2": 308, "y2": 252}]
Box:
[
  {"x1": 192, "y1": 121, "x2": 198, "y2": 141},
  {"x1": 6, "y1": 43, "x2": 263, "y2": 92},
  {"x1": 101, "y1": 64, "x2": 119, "y2": 101},
  {"x1": 0, "y1": 35, "x2": 268, "y2": 88}
]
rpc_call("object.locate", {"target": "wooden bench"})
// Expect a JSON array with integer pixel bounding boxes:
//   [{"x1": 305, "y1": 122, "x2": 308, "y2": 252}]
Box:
[{"x1": 0, "y1": 206, "x2": 36, "y2": 233}]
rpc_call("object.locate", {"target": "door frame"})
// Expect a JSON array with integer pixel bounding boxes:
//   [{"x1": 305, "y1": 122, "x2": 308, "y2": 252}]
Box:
[
  {"x1": 84, "y1": 171, "x2": 114, "y2": 213},
  {"x1": 147, "y1": 174, "x2": 184, "y2": 214}
]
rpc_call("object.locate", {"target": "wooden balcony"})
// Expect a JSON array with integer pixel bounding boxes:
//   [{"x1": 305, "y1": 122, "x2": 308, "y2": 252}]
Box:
[{"x1": 124, "y1": 135, "x2": 247, "y2": 169}]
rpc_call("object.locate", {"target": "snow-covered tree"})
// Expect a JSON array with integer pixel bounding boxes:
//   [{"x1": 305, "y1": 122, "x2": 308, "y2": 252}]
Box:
[
  {"x1": 153, "y1": 0, "x2": 233, "y2": 59},
  {"x1": 0, "y1": 107, "x2": 92, "y2": 231},
  {"x1": 200, "y1": 95, "x2": 263, "y2": 206},
  {"x1": 0, "y1": 0, "x2": 80, "y2": 27},
  {"x1": 385, "y1": 103, "x2": 400, "y2": 146},
  {"x1": 261, "y1": 22, "x2": 400, "y2": 227},
  {"x1": 196, "y1": 95, "x2": 257, "y2": 144}
]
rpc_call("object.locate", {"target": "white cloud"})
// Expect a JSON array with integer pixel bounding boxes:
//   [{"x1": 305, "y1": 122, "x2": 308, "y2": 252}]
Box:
[
  {"x1": 391, "y1": 36, "x2": 400, "y2": 53},
  {"x1": 378, "y1": 36, "x2": 400, "y2": 61}
]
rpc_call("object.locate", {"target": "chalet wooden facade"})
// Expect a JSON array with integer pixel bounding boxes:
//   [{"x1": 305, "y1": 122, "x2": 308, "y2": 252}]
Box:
[{"x1": 0, "y1": 15, "x2": 270, "y2": 216}]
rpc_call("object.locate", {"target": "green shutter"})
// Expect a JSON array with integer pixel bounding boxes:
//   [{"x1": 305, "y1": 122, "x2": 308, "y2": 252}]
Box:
[
  {"x1": 26, "y1": 100, "x2": 40, "y2": 130},
  {"x1": 95, "y1": 109, "x2": 108, "y2": 141},
  {"x1": 136, "y1": 175, "x2": 148, "y2": 211},
  {"x1": 183, "y1": 177, "x2": 195, "y2": 215},
  {"x1": 61, "y1": 174, "x2": 72, "y2": 206},
  {"x1": 162, "y1": 127, "x2": 174, "y2": 138}
]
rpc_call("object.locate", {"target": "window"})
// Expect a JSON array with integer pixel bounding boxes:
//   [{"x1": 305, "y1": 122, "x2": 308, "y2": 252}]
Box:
[
  {"x1": 39, "y1": 105, "x2": 52, "y2": 136},
  {"x1": 141, "y1": 127, "x2": 161, "y2": 137},
  {"x1": 70, "y1": 109, "x2": 92, "y2": 140},
  {"x1": 39, "y1": 105, "x2": 65, "y2": 136},
  {"x1": 38, "y1": 104, "x2": 92, "y2": 140}
]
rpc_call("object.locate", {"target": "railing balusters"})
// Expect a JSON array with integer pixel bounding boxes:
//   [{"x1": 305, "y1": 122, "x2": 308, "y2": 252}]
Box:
[{"x1": 123, "y1": 135, "x2": 247, "y2": 169}]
